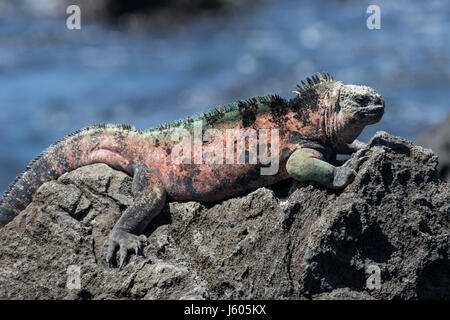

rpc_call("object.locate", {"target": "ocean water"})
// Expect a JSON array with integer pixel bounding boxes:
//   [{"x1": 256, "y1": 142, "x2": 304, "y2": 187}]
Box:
[{"x1": 0, "y1": 0, "x2": 449, "y2": 192}]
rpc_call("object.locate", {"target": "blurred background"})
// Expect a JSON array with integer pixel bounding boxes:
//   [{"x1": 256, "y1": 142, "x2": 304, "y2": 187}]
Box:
[{"x1": 0, "y1": 0, "x2": 449, "y2": 192}]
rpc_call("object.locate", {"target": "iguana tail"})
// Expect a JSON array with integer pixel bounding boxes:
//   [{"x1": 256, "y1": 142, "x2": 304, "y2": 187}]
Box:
[{"x1": 0, "y1": 124, "x2": 141, "y2": 228}]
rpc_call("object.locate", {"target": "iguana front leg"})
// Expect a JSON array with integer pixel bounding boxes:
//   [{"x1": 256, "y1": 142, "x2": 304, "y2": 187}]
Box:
[
  {"x1": 107, "y1": 165, "x2": 166, "y2": 269},
  {"x1": 286, "y1": 147, "x2": 366, "y2": 189}
]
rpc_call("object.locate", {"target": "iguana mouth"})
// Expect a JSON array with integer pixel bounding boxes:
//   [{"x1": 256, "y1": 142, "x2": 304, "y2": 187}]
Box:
[{"x1": 358, "y1": 104, "x2": 385, "y2": 122}]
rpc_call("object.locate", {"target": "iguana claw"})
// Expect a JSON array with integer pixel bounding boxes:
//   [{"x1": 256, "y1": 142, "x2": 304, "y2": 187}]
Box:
[
  {"x1": 106, "y1": 230, "x2": 147, "y2": 269},
  {"x1": 330, "y1": 152, "x2": 368, "y2": 189},
  {"x1": 343, "y1": 151, "x2": 369, "y2": 171}
]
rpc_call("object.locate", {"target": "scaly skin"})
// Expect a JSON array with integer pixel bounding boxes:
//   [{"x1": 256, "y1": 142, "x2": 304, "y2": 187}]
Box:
[{"x1": 0, "y1": 73, "x2": 385, "y2": 268}]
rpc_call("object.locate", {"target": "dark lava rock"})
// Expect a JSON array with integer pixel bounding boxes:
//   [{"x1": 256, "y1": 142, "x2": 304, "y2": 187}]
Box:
[
  {"x1": 0, "y1": 132, "x2": 448, "y2": 300},
  {"x1": 416, "y1": 113, "x2": 450, "y2": 181}
]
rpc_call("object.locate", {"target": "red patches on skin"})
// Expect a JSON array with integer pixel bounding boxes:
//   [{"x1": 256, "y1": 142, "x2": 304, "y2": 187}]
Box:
[
  {"x1": 49, "y1": 158, "x2": 67, "y2": 178},
  {"x1": 140, "y1": 102, "x2": 339, "y2": 201},
  {"x1": 67, "y1": 132, "x2": 147, "y2": 174},
  {"x1": 141, "y1": 114, "x2": 291, "y2": 201},
  {"x1": 89, "y1": 149, "x2": 130, "y2": 171},
  {"x1": 43, "y1": 90, "x2": 339, "y2": 202}
]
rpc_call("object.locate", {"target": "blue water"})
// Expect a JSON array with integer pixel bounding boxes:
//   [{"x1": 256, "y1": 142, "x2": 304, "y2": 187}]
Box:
[{"x1": 0, "y1": 0, "x2": 449, "y2": 192}]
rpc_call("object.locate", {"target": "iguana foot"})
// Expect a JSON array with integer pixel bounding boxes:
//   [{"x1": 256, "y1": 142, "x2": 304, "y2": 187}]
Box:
[
  {"x1": 328, "y1": 152, "x2": 368, "y2": 189},
  {"x1": 105, "y1": 165, "x2": 166, "y2": 269},
  {"x1": 328, "y1": 166, "x2": 356, "y2": 189},
  {"x1": 106, "y1": 229, "x2": 148, "y2": 269}
]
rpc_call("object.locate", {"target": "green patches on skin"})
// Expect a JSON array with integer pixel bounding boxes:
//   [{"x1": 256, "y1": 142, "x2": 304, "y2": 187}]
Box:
[
  {"x1": 204, "y1": 108, "x2": 226, "y2": 126},
  {"x1": 293, "y1": 72, "x2": 335, "y2": 95},
  {"x1": 143, "y1": 94, "x2": 289, "y2": 137},
  {"x1": 286, "y1": 149, "x2": 334, "y2": 187}
]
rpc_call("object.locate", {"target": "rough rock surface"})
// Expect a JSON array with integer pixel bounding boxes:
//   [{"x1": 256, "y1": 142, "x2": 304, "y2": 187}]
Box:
[
  {"x1": 416, "y1": 113, "x2": 450, "y2": 181},
  {"x1": 0, "y1": 132, "x2": 448, "y2": 300}
]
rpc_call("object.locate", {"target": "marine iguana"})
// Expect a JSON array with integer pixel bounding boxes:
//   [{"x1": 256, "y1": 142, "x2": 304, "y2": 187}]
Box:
[{"x1": 0, "y1": 73, "x2": 384, "y2": 268}]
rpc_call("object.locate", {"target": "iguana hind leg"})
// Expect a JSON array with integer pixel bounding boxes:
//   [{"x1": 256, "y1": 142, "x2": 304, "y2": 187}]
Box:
[
  {"x1": 107, "y1": 165, "x2": 166, "y2": 269},
  {"x1": 286, "y1": 148, "x2": 366, "y2": 189}
]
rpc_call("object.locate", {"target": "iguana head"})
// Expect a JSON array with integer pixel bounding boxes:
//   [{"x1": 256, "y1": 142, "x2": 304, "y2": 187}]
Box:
[
  {"x1": 332, "y1": 83, "x2": 384, "y2": 146},
  {"x1": 338, "y1": 84, "x2": 384, "y2": 125},
  {"x1": 293, "y1": 73, "x2": 385, "y2": 147}
]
